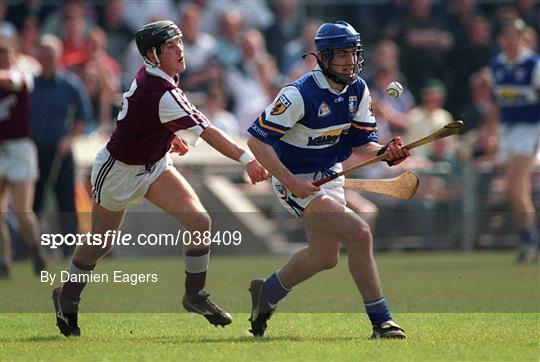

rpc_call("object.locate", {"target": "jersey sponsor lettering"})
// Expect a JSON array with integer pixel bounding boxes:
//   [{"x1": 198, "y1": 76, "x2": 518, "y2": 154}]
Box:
[{"x1": 307, "y1": 127, "x2": 347, "y2": 146}]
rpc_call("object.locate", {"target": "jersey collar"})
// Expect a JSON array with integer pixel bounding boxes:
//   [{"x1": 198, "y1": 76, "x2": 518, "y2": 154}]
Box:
[
  {"x1": 145, "y1": 64, "x2": 178, "y2": 86},
  {"x1": 311, "y1": 64, "x2": 352, "y2": 95},
  {"x1": 500, "y1": 48, "x2": 533, "y2": 65}
]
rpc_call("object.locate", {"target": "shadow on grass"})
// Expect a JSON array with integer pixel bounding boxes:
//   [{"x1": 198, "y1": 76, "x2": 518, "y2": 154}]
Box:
[
  {"x1": 133, "y1": 334, "x2": 361, "y2": 344},
  {"x1": 1, "y1": 335, "x2": 65, "y2": 343}
]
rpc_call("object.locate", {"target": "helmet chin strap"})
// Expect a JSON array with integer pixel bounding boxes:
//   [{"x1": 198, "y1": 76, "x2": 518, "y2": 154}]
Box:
[{"x1": 317, "y1": 58, "x2": 355, "y2": 86}]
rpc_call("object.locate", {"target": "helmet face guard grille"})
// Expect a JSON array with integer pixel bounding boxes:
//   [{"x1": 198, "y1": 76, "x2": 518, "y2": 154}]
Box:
[
  {"x1": 319, "y1": 45, "x2": 364, "y2": 86},
  {"x1": 314, "y1": 21, "x2": 364, "y2": 86}
]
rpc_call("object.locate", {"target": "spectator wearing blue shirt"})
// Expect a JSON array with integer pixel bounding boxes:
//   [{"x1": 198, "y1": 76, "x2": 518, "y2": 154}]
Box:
[{"x1": 30, "y1": 34, "x2": 92, "y2": 257}]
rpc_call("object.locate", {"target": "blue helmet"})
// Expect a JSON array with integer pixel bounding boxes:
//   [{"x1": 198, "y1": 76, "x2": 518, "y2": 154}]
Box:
[{"x1": 314, "y1": 21, "x2": 363, "y2": 85}]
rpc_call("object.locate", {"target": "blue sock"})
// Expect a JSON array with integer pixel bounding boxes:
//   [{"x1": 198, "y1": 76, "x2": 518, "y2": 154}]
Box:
[
  {"x1": 520, "y1": 229, "x2": 539, "y2": 246},
  {"x1": 364, "y1": 297, "x2": 392, "y2": 326},
  {"x1": 263, "y1": 271, "x2": 291, "y2": 305}
]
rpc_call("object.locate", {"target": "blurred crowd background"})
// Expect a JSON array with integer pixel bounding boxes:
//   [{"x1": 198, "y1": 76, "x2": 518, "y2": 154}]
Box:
[{"x1": 1, "y1": 0, "x2": 539, "y2": 259}]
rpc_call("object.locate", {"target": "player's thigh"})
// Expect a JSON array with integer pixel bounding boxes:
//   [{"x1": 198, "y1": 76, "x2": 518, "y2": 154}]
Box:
[
  {"x1": 144, "y1": 168, "x2": 209, "y2": 230},
  {"x1": 91, "y1": 201, "x2": 126, "y2": 234},
  {"x1": 305, "y1": 221, "x2": 341, "y2": 267},
  {"x1": 303, "y1": 195, "x2": 371, "y2": 244},
  {"x1": 0, "y1": 179, "x2": 12, "y2": 213},
  {"x1": 504, "y1": 155, "x2": 535, "y2": 190},
  {"x1": 10, "y1": 181, "x2": 35, "y2": 212},
  {"x1": 345, "y1": 190, "x2": 378, "y2": 214}
]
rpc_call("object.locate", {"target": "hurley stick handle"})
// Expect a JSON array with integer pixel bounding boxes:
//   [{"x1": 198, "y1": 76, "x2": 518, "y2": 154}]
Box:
[{"x1": 313, "y1": 121, "x2": 463, "y2": 187}]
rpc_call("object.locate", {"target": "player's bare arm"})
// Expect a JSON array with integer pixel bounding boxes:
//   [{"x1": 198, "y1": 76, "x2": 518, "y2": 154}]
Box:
[
  {"x1": 201, "y1": 126, "x2": 268, "y2": 184},
  {"x1": 247, "y1": 136, "x2": 319, "y2": 198}
]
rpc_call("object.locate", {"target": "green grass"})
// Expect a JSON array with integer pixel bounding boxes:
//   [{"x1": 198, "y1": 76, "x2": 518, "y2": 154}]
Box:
[{"x1": 1, "y1": 251, "x2": 539, "y2": 360}]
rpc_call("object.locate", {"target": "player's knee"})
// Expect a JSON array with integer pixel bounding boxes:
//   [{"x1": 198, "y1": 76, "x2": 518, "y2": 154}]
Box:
[
  {"x1": 81, "y1": 242, "x2": 113, "y2": 260},
  {"x1": 320, "y1": 256, "x2": 339, "y2": 270},
  {"x1": 312, "y1": 254, "x2": 339, "y2": 271},
  {"x1": 505, "y1": 185, "x2": 522, "y2": 202},
  {"x1": 347, "y1": 223, "x2": 373, "y2": 253},
  {"x1": 0, "y1": 211, "x2": 7, "y2": 225},
  {"x1": 12, "y1": 211, "x2": 33, "y2": 226},
  {"x1": 189, "y1": 212, "x2": 211, "y2": 232}
]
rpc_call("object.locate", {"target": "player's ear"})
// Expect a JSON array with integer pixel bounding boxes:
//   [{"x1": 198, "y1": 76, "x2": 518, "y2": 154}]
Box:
[{"x1": 146, "y1": 49, "x2": 157, "y2": 63}]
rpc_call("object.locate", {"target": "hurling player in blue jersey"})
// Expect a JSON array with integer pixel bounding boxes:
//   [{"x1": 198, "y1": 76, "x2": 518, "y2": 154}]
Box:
[
  {"x1": 246, "y1": 21, "x2": 410, "y2": 339},
  {"x1": 489, "y1": 19, "x2": 540, "y2": 263}
]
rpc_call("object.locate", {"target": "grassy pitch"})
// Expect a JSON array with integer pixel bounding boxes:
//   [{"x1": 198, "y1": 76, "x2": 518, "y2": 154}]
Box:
[{"x1": 1, "y1": 251, "x2": 538, "y2": 361}]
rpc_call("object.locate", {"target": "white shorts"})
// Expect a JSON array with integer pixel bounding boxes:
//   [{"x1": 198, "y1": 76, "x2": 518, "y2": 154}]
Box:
[
  {"x1": 498, "y1": 123, "x2": 540, "y2": 163},
  {"x1": 90, "y1": 147, "x2": 175, "y2": 211},
  {"x1": 0, "y1": 138, "x2": 38, "y2": 183},
  {"x1": 272, "y1": 163, "x2": 346, "y2": 218}
]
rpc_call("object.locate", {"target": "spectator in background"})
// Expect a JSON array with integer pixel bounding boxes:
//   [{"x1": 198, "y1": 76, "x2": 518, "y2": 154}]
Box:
[
  {"x1": 96, "y1": 0, "x2": 134, "y2": 64},
  {"x1": 40, "y1": 0, "x2": 94, "y2": 39},
  {"x1": 489, "y1": 19, "x2": 540, "y2": 262},
  {"x1": 264, "y1": 0, "x2": 302, "y2": 72},
  {"x1": 448, "y1": 15, "x2": 494, "y2": 117},
  {"x1": 256, "y1": 55, "x2": 283, "y2": 101},
  {"x1": 0, "y1": 1, "x2": 16, "y2": 38},
  {"x1": 5, "y1": 0, "x2": 54, "y2": 31},
  {"x1": 445, "y1": 0, "x2": 479, "y2": 49},
  {"x1": 362, "y1": 38, "x2": 400, "y2": 82},
  {"x1": 404, "y1": 79, "x2": 455, "y2": 162},
  {"x1": 397, "y1": 0, "x2": 454, "y2": 100},
  {"x1": 30, "y1": 35, "x2": 92, "y2": 258},
  {"x1": 59, "y1": 3, "x2": 87, "y2": 69},
  {"x1": 0, "y1": 37, "x2": 45, "y2": 278},
  {"x1": 369, "y1": 67, "x2": 414, "y2": 143},
  {"x1": 523, "y1": 26, "x2": 537, "y2": 51},
  {"x1": 202, "y1": 0, "x2": 274, "y2": 35},
  {"x1": 79, "y1": 27, "x2": 121, "y2": 134},
  {"x1": 378, "y1": 0, "x2": 409, "y2": 40},
  {"x1": 178, "y1": 3, "x2": 221, "y2": 95},
  {"x1": 225, "y1": 29, "x2": 273, "y2": 134},
  {"x1": 462, "y1": 68, "x2": 498, "y2": 161},
  {"x1": 283, "y1": 18, "x2": 322, "y2": 77},
  {"x1": 214, "y1": 9, "x2": 244, "y2": 70},
  {"x1": 121, "y1": 0, "x2": 174, "y2": 33},
  {"x1": 200, "y1": 83, "x2": 239, "y2": 137},
  {"x1": 16, "y1": 16, "x2": 41, "y2": 76},
  {"x1": 492, "y1": 6, "x2": 520, "y2": 33},
  {"x1": 515, "y1": 0, "x2": 540, "y2": 35}
]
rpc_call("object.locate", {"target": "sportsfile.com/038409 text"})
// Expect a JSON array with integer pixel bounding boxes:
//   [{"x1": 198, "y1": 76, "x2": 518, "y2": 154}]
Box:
[{"x1": 40, "y1": 230, "x2": 243, "y2": 249}]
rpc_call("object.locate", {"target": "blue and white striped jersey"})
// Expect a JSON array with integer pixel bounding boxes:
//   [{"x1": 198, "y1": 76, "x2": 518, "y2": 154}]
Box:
[
  {"x1": 247, "y1": 66, "x2": 378, "y2": 174},
  {"x1": 489, "y1": 49, "x2": 540, "y2": 125}
]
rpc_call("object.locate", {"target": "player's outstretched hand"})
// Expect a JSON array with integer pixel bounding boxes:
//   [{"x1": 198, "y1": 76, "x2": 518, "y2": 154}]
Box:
[
  {"x1": 245, "y1": 160, "x2": 269, "y2": 184},
  {"x1": 170, "y1": 136, "x2": 189, "y2": 155},
  {"x1": 379, "y1": 136, "x2": 411, "y2": 166},
  {"x1": 285, "y1": 175, "x2": 320, "y2": 199}
]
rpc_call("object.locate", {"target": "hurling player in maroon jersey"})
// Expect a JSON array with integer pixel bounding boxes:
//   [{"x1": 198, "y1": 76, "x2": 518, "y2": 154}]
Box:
[
  {"x1": 52, "y1": 21, "x2": 268, "y2": 336},
  {"x1": 0, "y1": 37, "x2": 45, "y2": 279}
]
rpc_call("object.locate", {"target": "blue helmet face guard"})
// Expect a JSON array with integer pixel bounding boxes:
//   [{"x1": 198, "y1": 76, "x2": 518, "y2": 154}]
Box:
[{"x1": 314, "y1": 21, "x2": 364, "y2": 86}]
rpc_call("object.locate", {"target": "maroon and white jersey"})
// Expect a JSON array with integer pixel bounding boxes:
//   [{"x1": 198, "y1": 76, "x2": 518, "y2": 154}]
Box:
[
  {"x1": 0, "y1": 69, "x2": 33, "y2": 142},
  {"x1": 107, "y1": 65, "x2": 210, "y2": 165}
]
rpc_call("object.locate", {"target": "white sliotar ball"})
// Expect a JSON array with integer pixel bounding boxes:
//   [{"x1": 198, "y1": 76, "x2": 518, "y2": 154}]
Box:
[{"x1": 386, "y1": 81, "x2": 403, "y2": 98}]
